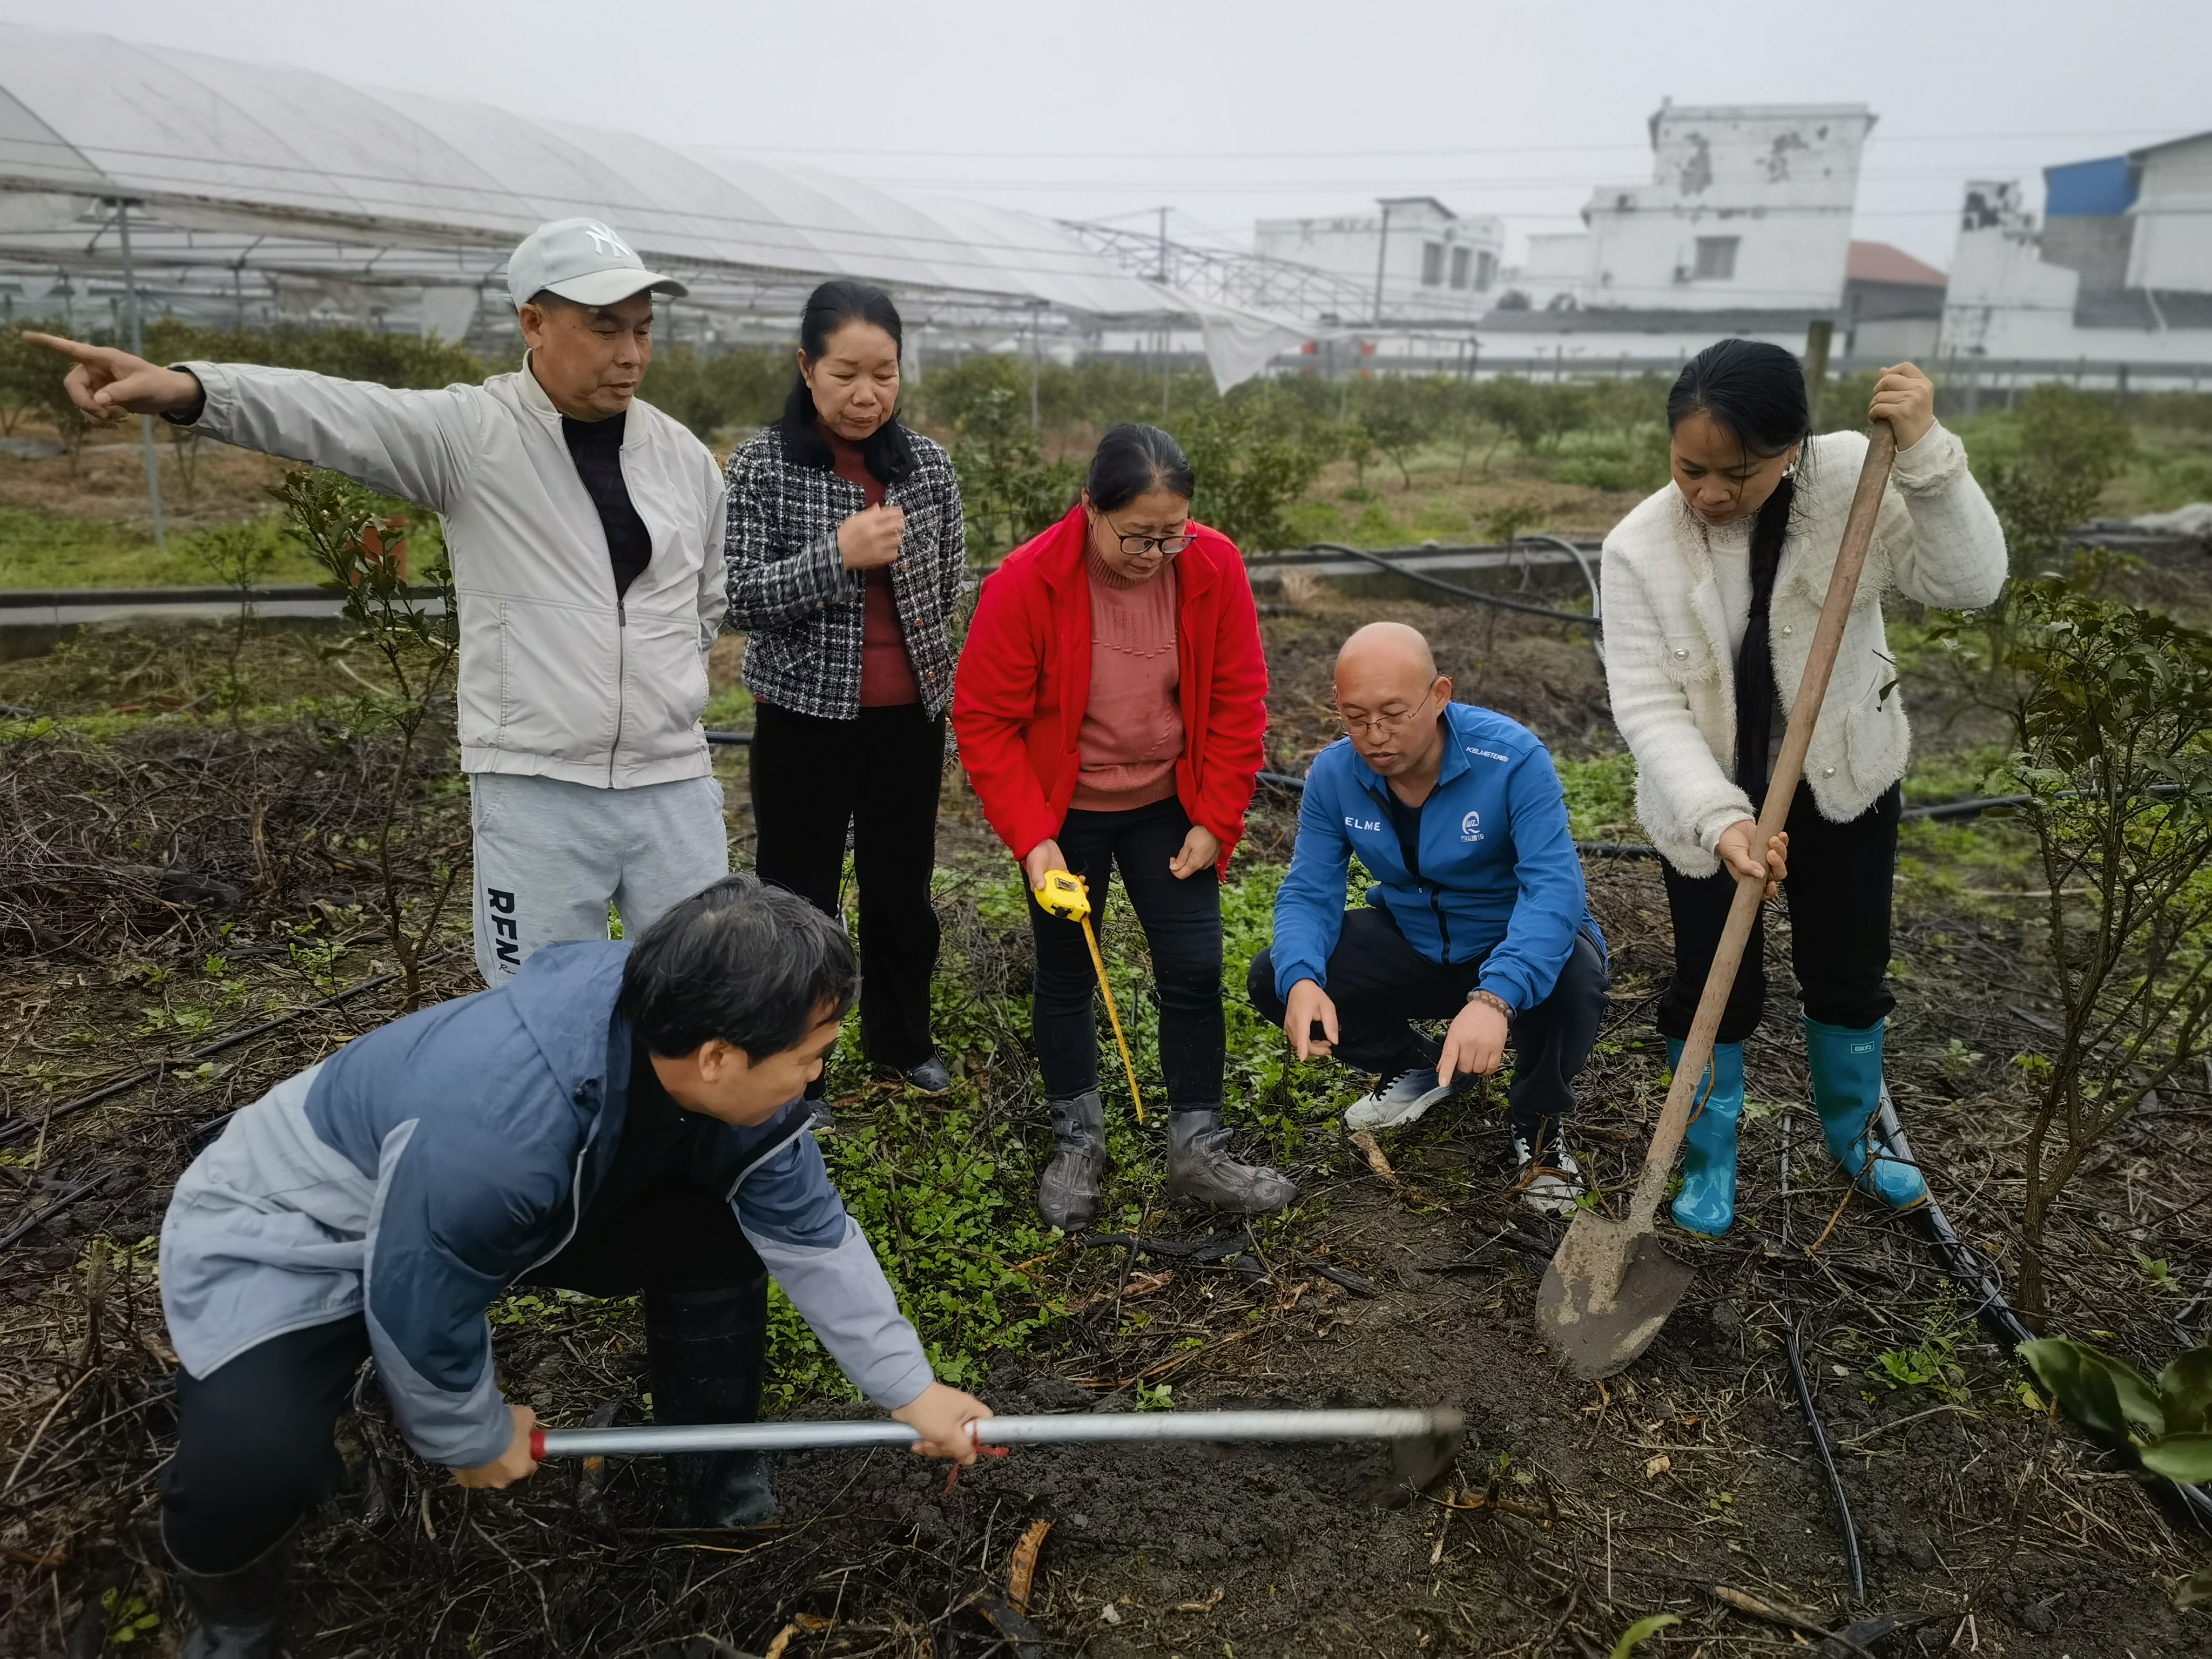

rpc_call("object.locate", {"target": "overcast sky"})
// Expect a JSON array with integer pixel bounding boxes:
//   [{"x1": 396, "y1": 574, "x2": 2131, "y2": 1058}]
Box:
[{"x1": 7, "y1": 0, "x2": 2207, "y2": 272}]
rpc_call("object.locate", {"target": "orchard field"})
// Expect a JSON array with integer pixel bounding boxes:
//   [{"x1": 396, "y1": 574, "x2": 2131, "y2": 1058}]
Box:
[{"x1": 3, "y1": 331, "x2": 2212, "y2": 1656}]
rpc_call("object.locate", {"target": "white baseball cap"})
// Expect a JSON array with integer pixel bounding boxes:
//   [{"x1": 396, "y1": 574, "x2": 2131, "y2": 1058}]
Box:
[{"x1": 505, "y1": 218, "x2": 687, "y2": 310}]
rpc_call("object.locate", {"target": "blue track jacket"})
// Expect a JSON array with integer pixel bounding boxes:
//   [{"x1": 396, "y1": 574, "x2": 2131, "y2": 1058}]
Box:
[
  {"x1": 160, "y1": 942, "x2": 932, "y2": 1468},
  {"x1": 1271, "y1": 702, "x2": 1600, "y2": 1011}
]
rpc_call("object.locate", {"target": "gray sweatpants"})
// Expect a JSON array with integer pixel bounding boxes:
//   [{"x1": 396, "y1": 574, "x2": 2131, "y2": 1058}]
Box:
[{"x1": 468, "y1": 772, "x2": 730, "y2": 985}]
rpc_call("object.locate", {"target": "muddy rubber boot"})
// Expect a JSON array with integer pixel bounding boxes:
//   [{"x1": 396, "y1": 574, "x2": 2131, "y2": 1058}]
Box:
[
  {"x1": 1038, "y1": 1089, "x2": 1107, "y2": 1232},
  {"x1": 1164, "y1": 1106, "x2": 1298, "y2": 1215},
  {"x1": 171, "y1": 1529, "x2": 289, "y2": 1659},
  {"x1": 645, "y1": 1279, "x2": 776, "y2": 1527},
  {"x1": 1804, "y1": 1016, "x2": 1925, "y2": 1209},
  {"x1": 1665, "y1": 1038, "x2": 1745, "y2": 1236}
]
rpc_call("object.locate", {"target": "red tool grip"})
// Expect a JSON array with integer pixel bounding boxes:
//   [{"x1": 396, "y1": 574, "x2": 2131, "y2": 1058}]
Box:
[{"x1": 529, "y1": 1428, "x2": 546, "y2": 1460}]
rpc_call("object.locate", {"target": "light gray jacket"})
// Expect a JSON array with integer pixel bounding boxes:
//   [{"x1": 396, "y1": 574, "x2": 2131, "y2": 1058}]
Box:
[
  {"x1": 183, "y1": 359, "x2": 726, "y2": 788},
  {"x1": 1601, "y1": 424, "x2": 2007, "y2": 876}
]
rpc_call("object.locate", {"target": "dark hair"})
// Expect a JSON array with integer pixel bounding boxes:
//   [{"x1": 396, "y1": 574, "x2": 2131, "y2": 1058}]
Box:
[
  {"x1": 1665, "y1": 337, "x2": 1813, "y2": 563},
  {"x1": 618, "y1": 874, "x2": 858, "y2": 1060},
  {"x1": 778, "y1": 279, "x2": 915, "y2": 485},
  {"x1": 1084, "y1": 423, "x2": 1196, "y2": 514}
]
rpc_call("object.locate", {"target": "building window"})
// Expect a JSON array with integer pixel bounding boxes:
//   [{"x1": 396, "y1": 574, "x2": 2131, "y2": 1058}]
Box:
[
  {"x1": 1421, "y1": 242, "x2": 1445, "y2": 286},
  {"x1": 1694, "y1": 237, "x2": 1739, "y2": 280},
  {"x1": 1475, "y1": 250, "x2": 1497, "y2": 291},
  {"x1": 1449, "y1": 246, "x2": 1471, "y2": 289}
]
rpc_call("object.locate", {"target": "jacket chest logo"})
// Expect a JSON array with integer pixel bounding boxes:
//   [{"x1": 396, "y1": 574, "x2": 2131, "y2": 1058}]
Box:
[
  {"x1": 1460, "y1": 810, "x2": 1483, "y2": 843},
  {"x1": 1346, "y1": 815, "x2": 1383, "y2": 833}
]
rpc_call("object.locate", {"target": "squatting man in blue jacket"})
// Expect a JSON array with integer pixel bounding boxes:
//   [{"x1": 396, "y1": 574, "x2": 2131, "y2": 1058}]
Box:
[
  {"x1": 1247, "y1": 623, "x2": 1610, "y2": 1213},
  {"x1": 154, "y1": 876, "x2": 990, "y2": 1658}
]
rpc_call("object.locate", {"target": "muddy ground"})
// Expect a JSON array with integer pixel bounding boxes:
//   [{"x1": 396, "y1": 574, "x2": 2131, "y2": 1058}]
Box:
[{"x1": 2, "y1": 575, "x2": 2209, "y2": 1657}]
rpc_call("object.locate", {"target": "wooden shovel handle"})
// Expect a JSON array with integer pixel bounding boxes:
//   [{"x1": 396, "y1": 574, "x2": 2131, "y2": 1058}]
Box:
[{"x1": 1626, "y1": 422, "x2": 1899, "y2": 1231}]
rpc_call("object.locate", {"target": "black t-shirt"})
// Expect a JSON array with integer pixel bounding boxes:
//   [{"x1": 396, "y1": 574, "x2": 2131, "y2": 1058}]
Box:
[
  {"x1": 1381, "y1": 785, "x2": 1425, "y2": 882},
  {"x1": 561, "y1": 410, "x2": 653, "y2": 598}
]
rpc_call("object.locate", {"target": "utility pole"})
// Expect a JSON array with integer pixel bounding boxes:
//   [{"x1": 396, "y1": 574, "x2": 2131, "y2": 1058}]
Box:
[
  {"x1": 1029, "y1": 304, "x2": 1042, "y2": 436},
  {"x1": 1371, "y1": 201, "x2": 1392, "y2": 327},
  {"x1": 114, "y1": 199, "x2": 166, "y2": 550},
  {"x1": 1802, "y1": 317, "x2": 1833, "y2": 428},
  {"x1": 1157, "y1": 207, "x2": 1171, "y2": 423}
]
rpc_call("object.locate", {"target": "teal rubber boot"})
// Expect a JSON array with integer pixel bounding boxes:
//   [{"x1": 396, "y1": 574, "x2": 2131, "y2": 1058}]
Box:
[
  {"x1": 1803, "y1": 1017, "x2": 1926, "y2": 1208},
  {"x1": 1666, "y1": 1039, "x2": 1745, "y2": 1236}
]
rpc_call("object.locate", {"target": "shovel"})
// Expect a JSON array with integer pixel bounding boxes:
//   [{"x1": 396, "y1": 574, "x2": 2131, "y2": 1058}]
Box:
[
  {"x1": 531, "y1": 1405, "x2": 1464, "y2": 1496},
  {"x1": 1537, "y1": 421, "x2": 1900, "y2": 1381}
]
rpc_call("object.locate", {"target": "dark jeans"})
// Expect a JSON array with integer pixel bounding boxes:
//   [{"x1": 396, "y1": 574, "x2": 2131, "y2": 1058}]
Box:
[
  {"x1": 751, "y1": 698, "x2": 945, "y2": 1069},
  {"x1": 1657, "y1": 780, "x2": 1900, "y2": 1044},
  {"x1": 1246, "y1": 906, "x2": 1610, "y2": 1129},
  {"x1": 1030, "y1": 798, "x2": 1223, "y2": 1110},
  {"x1": 160, "y1": 1151, "x2": 764, "y2": 1575}
]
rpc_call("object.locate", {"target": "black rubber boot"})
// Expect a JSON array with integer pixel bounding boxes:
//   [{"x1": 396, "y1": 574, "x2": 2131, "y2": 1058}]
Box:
[
  {"x1": 644, "y1": 1279, "x2": 776, "y2": 1527},
  {"x1": 170, "y1": 1529, "x2": 289, "y2": 1659},
  {"x1": 1164, "y1": 1105, "x2": 1298, "y2": 1215},
  {"x1": 1038, "y1": 1089, "x2": 1107, "y2": 1232}
]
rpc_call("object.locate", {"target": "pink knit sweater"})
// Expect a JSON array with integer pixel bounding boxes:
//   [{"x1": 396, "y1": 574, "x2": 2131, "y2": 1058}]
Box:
[{"x1": 1070, "y1": 541, "x2": 1185, "y2": 811}]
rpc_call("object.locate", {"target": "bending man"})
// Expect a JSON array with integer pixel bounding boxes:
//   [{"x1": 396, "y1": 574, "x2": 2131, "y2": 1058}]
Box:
[
  {"x1": 157, "y1": 875, "x2": 990, "y2": 1657},
  {"x1": 30, "y1": 219, "x2": 730, "y2": 983},
  {"x1": 1247, "y1": 623, "x2": 1609, "y2": 1213}
]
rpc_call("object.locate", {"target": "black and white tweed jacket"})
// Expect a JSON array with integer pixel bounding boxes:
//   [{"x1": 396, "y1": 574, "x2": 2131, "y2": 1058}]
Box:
[{"x1": 723, "y1": 422, "x2": 967, "y2": 720}]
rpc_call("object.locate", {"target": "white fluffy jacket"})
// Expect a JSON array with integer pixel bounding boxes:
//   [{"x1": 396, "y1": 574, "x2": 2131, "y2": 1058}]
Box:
[{"x1": 1600, "y1": 424, "x2": 2006, "y2": 877}]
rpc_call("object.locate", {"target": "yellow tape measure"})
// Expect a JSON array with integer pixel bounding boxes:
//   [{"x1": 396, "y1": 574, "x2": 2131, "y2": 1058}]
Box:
[{"x1": 1033, "y1": 869, "x2": 1145, "y2": 1123}]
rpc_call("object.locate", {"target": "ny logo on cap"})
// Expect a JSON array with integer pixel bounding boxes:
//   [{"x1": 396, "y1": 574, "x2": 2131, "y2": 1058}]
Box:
[{"x1": 583, "y1": 222, "x2": 633, "y2": 260}]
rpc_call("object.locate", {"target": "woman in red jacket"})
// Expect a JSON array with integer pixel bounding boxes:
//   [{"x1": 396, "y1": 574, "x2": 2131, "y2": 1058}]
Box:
[{"x1": 954, "y1": 424, "x2": 1292, "y2": 1230}]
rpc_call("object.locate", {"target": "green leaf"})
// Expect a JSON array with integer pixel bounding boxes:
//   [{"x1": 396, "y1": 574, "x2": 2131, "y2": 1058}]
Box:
[
  {"x1": 2140, "y1": 1432, "x2": 2212, "y2": 1484},
  {"x1": 2157, "y1": 1344, "x2": 2212, "y2": 1435},
  {"x1": 1610, "y1": 1614, "x2": 1682, "y2": 1659},
  {"x1": 2176, "y1": 1563, "x2": 2212, "y2": 1610},
  {"x1": 2019, "y1": 1338, "x2": 2161, "y2": 1444}
]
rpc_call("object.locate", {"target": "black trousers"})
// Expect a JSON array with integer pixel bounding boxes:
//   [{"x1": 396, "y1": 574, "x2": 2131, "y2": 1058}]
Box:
[
  {"x1": 1657, "y1": 780, "x2": 1900, "y2": 1043},
  {"x1": 161, "y1": 1161, "x2": 764, "y2": 1575},
  {"x1": 751, "y1": 699, "x2": 945, "y2": 1069},
  {"x1": 1246, "y1": 906, "x2": 1611, "y2": 1129},
  {"x1": 1030, "y1": 798, "x2": 1224, "y2": 1110}
]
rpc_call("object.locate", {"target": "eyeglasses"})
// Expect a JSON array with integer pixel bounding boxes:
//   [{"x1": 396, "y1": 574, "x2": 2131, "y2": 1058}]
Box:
[
  {"x1": 1338, "y1": 685, "x2": 1437, "y2": 738},
  {"x1": 1101, "y1": 511, "x2": 1195, "y2": 559}
]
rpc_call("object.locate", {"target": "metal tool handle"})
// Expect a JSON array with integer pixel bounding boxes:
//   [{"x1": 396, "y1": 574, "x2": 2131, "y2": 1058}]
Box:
[
  {"x1": 531, "y1": 1405, "x2": 1462, "y2": 1460},
  {"x1": 1624, "y1": 421, "x2": 1899, "y2": 1232}
]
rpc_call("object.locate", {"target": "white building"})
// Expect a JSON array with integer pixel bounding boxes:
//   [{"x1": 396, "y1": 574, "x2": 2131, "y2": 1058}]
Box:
[
  {"x1": 1253, "y1": 197, "x2": 1503, "y2": 323},
  {"x1": 1940, "y1": 131, "x2": 2212, "y2": 373},
  {"x1": 1497, "y1": 103, "x2": 1872, "y2": 314}
]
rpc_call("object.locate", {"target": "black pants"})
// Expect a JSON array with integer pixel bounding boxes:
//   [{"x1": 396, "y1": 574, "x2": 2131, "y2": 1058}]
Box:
[
  {"x1": 751, "y1": 699, "x2": 945, "y2": 1069},
  {"x1": 1657, "y1": 780, "x2": 1900, "y2": 1043},
  {"x1": 161, "y1": 1123, "x2": 764, "y2": 1576},
  {"x1": 1030, "y1": 798, "x2": 1223, "y2": 1109},
  {"x1": 1246, "y1": 906, "x2": 1611, "y2": 1128}
]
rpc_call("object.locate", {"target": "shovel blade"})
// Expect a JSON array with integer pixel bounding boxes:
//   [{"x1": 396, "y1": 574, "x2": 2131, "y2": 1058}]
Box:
[{"x1": 1536, "y1": 1211, "x2": 1695, "y2": 1380}]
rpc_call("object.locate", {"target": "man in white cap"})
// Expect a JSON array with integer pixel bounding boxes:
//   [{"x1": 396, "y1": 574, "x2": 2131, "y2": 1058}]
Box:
[{"x1": 30, "y1": 220, "x2": 734, "y2": 984}]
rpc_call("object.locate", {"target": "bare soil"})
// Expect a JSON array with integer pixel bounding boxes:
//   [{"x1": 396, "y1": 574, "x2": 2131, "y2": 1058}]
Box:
[{"x1": 1, "y1": 594, "x2": 2208, "y2": 1657}]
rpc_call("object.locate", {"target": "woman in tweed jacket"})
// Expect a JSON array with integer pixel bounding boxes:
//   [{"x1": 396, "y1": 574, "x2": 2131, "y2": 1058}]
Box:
[{"x1": 724, "y1": 281, "x2": 967, "y2": 1096}]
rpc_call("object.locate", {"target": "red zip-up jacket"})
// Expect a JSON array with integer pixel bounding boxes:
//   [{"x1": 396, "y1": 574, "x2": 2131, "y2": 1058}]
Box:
[{"x1": 952, "y1": 505, "x2": 1269, "y2": 878}]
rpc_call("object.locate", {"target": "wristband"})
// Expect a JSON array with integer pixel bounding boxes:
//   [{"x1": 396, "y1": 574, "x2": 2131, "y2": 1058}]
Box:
[{"x1": 1467, "y1": 988, "x2": 1513, "y2": 1022}]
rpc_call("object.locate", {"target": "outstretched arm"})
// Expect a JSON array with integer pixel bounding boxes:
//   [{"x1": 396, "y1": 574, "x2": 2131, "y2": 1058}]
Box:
[{"x1": 25, "y1": 331, "x2": 473, "y2": 514}]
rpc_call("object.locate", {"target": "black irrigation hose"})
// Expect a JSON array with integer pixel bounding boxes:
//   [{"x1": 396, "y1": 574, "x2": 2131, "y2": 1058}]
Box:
[
  {"x1": 1778, "y1": 1105, "x2": 1867, "y2": 1602},
  {"x1": 1876, "y1": 1098, "x2": 2212, "y2": 1536},
  {"x1": 1253, "y1": 768, "x2": 2045, "y2": 858},
  {"x1": 1303, "y1": 542, "x2": 1603, "y2": 629}
]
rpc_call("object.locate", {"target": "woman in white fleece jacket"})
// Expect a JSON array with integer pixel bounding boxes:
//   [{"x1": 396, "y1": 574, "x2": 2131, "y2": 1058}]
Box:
[{"x1": 1601, "y1": 339, "x2": 2006, "y2": 1237}]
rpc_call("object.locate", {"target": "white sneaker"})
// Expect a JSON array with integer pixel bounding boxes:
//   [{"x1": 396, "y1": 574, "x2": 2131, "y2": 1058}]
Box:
[
  {"x1": 1344, "y1": 1067, "x2": 1466, "y2": 1132},
  {"x1": 1510, "y1": 1122, "x2": 1586, "y2": 1216}
]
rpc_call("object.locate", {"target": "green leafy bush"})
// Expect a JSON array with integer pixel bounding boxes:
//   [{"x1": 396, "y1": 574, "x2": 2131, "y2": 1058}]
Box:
[
  {"x1": 2020, "y1": 1336, "x2": 2212, "y2": 1481},
  {"x1": 1986, "y1": 579, "x2": 2212, "y2": 1324},
  {"x1": 143, "y1": 318, "x2": 490, "y2": 390}
]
